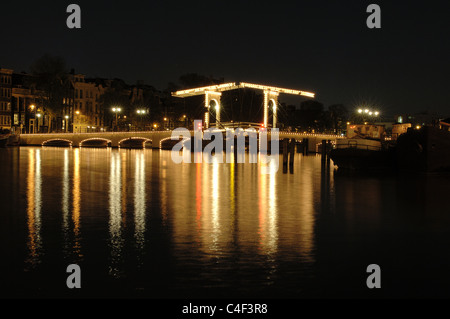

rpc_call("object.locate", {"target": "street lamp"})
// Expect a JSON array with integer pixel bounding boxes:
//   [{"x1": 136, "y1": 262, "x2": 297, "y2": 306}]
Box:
[
  {"x1": 74, "y1": 110, "x2": 81, "y2": 133},
  {"x1": 36, "y1": 113, "x2": 41, "y2": 133},
  {"x1": 112, "y1": 107, "x2": 122, "y2": 130},
  {"x1": 136, "y1": 109, "x2": 147, "y2": 130},
  {"x1": 29, "y1": 104, "x2": 36, "y2": 133},
  {"x1": 64, "y1": 115, "x2": 69, "y2": 132},
  {"x1": 356, "y1": 107, "x2": 380, "y2": 124}
]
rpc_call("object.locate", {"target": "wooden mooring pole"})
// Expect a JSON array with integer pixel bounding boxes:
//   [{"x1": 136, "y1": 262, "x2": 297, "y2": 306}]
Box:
[
  {"x1": 321, "y1": 139, "x2": 326, "y2": 160},
  {"x1": 289, "y1": 139, "x2": 295, "y2": 174},
  {"x1": 302, "y1": 138, "x2": 309, "y2": 155},
  {"x1": 282, "y1": 138, "x2": 288, "y2": 173}
]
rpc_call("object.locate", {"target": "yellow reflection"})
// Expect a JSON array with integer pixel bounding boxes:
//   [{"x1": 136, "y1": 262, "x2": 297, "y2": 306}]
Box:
[
  {"x1": 26, "y1": 148, "x2": 42, "y2": 267},
  {"x1": 287, "y1": 157, "x2": 316, "y2": 263},
  {"x1": 134, "y1": 152, "x2": 146, "y2": 253},
  {"x1": 121, "y1": 151, "x2": 128, "y2": 224},
  {"x1": 268, "y1": 164, "x2": 277, "y2": 251},
  {"x1": 72, "y1": 148, "x2": 82, "y2": 257},
  {"x1": 197, "y1": 157, "x2": 223, "y2": 255},
  {"x1": 62, "y1": 149, "x2": 69, "y2": 225},
  {"x1": 201, "y1": 160, "x2": 210, "y2": 247},
  {"x1": 160, "y1": 151, "x2": 168, "y2": 224},
  {"x1": 196, "y1": 160, "x2": 202, "y2": 233},
  {"x1": 258, "y1": 160, "x2": 278, "y2": 255},
  {"x1": 229, "y1": 153, "x2": 236, "y2": 225},
  {"x1": 211, "y1": 160, "x2": 220, "y2": 250},
  {"x1": 109, "y1": 151, "x2": 123, "y2": 277},
  {"x1": 62, "y1": 149, "x2": 70, "y2": 255}
]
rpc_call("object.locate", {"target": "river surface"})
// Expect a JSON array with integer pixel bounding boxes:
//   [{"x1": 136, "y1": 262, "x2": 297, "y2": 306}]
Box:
[{"x1": 1, "y1": 147, "x2": 450, "y2": 299}]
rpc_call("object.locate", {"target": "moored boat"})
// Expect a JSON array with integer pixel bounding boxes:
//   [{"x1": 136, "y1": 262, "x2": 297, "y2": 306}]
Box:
[
  {"x1": 396, "y1": 125, "x2": 450, "y2": 172},
  {"x1": 330, "y1": 123, "x2": 396, "y2": 171},
  {"x1": 330, "y1": 137, "x2": 396, "y2": 171},
  {"x1": 0, "y1": 135, "x2": 8, "y2": 148},
  {"x1": 0, "y1": 129, "x2": 11, "y2": 148}
]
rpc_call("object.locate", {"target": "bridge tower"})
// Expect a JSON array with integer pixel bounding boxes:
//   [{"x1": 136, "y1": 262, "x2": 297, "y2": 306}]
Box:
[
  {"x1": 171, "y1": 82, "x2": 315, "y2": 130},
  {"x1": 204, "y1": 91, "x2": 222, "y2": 129},
  {"x1": 263, "y1": 90, "x2": 279, "y2": 129}
]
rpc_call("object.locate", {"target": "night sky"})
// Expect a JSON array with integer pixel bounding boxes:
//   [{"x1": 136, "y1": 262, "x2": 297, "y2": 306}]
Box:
[{"x1": 1, "y1": 0, "x2": 449, "y2": 117}]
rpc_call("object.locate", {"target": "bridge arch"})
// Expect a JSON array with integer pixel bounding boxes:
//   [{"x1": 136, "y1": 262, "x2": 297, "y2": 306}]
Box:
[
  {"x1": 268, "y1": 99, "x2": 277, "y2": 128},
  {"x1": 159, "y1": 136, "x2": 190, "y2": 149},
  {"x1": 79, "y1": 137, "x2": 112, "y2": 148},
  {"x1": 19, "y1": 130, "x2": 342, "y2": 152},
  {"x1": 209, "y1": 99, "x2": 219, "y2": 109},
  {"x1": 118, "y1": 137, "x2": 152, "y2": 149},
  {"x1": 42, "y1": 138, "x2": 73, "y2": 147}
]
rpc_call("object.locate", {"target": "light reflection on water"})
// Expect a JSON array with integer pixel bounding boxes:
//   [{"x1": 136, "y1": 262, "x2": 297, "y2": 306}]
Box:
[
  {"x1": 134, "y1": 152, "x2": 146, "y2": 258},
  {"x1": 25, "y1": 148, "x2": 42, "y2": 268},
  {"x1": 62, "y1": 149, "x2": 69, "y2": 256},
  {"x1": 72, "y1": 148, "x2": 82, "y2": 259},
  {"x1": 109, "y1": 151, "x2": 123, "y2": 277},
  {"x1": 5, "y1": 146, "x2": 450, "y2": 298},
  {"x1": 17, "y1": 147, "x2": 343, "y2": 293}
]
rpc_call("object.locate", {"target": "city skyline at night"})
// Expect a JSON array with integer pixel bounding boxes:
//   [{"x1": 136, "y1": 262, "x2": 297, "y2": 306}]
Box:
[
  {"x1": 1, "y1": 1, "x2": 450, "y2": 117},
  {"x1": 3, "y1": 1, "x2": 450, "y2": 313}
]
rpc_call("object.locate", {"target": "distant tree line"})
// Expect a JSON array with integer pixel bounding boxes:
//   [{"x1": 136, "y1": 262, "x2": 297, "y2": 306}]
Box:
[{"x1": 279, "y1": 100, "x2": 349, "y2": 134}]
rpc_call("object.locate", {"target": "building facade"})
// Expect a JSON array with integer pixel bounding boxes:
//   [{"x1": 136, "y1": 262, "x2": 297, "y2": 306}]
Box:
[
  {"x1": 1, "y1": 66, "x2": 160, "y2": 133},
  {"x1": 0, "y1": 68, "x2": 12, "y2": 131},
  {"x1": 11, "y1": 72, "x2": 48, "y2": 133},
  {"x1": 71, "y1": 74, "x2": 105, "y2": 132}
]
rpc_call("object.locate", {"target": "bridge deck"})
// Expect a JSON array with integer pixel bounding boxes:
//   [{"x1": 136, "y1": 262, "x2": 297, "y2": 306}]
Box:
[{"x1": 19, "y1": 131, "x2": 343, "y2": 151}]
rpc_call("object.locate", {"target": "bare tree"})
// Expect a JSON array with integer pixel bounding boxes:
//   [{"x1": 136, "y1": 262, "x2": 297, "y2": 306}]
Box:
[{"x1": 30, "y1": 54, "x2": 71, "y2": 132}]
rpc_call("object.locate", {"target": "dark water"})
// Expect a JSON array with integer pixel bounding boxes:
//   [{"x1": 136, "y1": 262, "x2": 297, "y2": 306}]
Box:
[{"x1": 1, "y1": 147, "x2": 450, "y2": 299}]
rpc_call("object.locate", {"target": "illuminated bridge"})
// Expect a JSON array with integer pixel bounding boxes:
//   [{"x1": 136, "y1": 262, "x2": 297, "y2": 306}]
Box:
[
  {"x1": 172, "y1": 82, "x2": 315, "y2": 129},
  {"x1": 19, "y1": 82, "x2": 330, "y2": 149},
  {"x1": 19, "y1": 130, "x2": 343, "y2": 152}
]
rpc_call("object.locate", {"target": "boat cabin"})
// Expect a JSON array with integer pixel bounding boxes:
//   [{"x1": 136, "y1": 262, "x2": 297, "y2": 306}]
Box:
[{"x1": 346, "y1": 124, "x2": 385, "y2": 139}]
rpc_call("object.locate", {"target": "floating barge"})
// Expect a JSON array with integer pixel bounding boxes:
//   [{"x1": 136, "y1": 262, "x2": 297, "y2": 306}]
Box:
[
  {"x1": 396, "y1": 125, "x2": 450, "y2": 172},
  {"x1": 329, "y1": 123, "x2": 396, "y2": 171},
  {"x1": 330, "y1": 137, "x2": 396, "y2": 171}
]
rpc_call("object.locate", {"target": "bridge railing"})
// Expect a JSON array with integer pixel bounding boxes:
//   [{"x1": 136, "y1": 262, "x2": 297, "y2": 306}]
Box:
[
  {"x1": 19, "y1": 130, "x2": 344, "y2": 139},
  {"x1": 19, "y1": 131, "x2": 174, "y2": 136}
]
